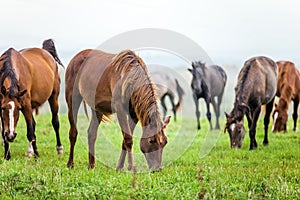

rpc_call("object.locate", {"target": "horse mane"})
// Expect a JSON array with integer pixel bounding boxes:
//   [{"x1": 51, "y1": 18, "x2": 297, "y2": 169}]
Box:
[
  {"x1": 234, "y1": 59, "x2": 254, "y2": 106},
  {"x1": 0, "y1": 48, "x2": 20, "y2": 98},
  {"x1": 111, "y1": 50, "x2": 163, "y2": 134},
  {"x1": 192, "y1": 61, "x2": 206, "y2": 76}
]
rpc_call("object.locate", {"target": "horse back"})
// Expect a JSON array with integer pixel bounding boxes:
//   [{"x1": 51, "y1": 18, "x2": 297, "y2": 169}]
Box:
[
  {"x1": 237, "y1": 56, "x2": 277, "y2": 105},
  {"x1": 19, "y1": 48, "x2": 58, "y2": 105},
  {"x1": 66, "y1": 49, "x2": 116, "y2": 110}
]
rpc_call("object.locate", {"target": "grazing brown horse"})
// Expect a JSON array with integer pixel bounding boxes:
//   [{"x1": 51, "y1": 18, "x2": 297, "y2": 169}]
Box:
[
  {"x1": 65, "y1": 49, "x2": 170, "y2": 171},
  {"x1": 224, "y1": 56, "x2": 277, "y2": 150},
  {"x1": 0, "y1": 39, "x2": 63, "y2": 159},
  {"x1": 272, "y1": 61, "x2": 300, "y2": 132},
  {"x1": 188, "y1": 61, "x2": 227, "y2": 130},
  {"x1": 151, "y1": 73, "x2": 185, "y2": 121}
]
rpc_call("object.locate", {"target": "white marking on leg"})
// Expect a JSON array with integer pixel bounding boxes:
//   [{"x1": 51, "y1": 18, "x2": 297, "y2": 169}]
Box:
[
  {"x1": 8, "y1": 101, "x2": 15, "y2": 139},
  {"x1": 272, "y1": 111, "x2": 278, "y2": 132},
  {"x1": 27, "y1": 141, "x2": 34, "y2": 157}
]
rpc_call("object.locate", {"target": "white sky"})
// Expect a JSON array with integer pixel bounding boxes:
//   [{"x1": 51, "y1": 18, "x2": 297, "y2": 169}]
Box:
[{"x1": 1, "y1": 0, "x2": 300, "y2": 66}]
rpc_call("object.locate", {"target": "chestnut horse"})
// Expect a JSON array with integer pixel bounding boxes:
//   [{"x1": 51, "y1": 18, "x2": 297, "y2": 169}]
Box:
[
  {"x1": 224, "y1": 56, "x2": 277, "y2": 150},
  {"x1": 151, "y1": 73, "x2": 185, "y2": 121},
  {"x1": 272, "y1": 61, "x2": 300, "y2": 132},
  {"x1": 188, "y1": 61, "x2": 227, "y2": 130},
  {"x1": 0, "y1": 39, "x2": 63, "y2": 159},
  {"x1": 65, "y1": 49, "x2": 170, "y2": 171}
]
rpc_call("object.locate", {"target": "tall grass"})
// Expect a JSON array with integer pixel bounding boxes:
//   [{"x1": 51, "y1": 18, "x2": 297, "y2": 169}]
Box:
[{"x1": 0, "y1": 114, "x2": 299, "y2": 199}]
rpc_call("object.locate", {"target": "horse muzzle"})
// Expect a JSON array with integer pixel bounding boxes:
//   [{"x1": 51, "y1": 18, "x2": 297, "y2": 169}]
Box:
[{"x1": 4, "y1": 131, "x2": 17, "y2": 142}]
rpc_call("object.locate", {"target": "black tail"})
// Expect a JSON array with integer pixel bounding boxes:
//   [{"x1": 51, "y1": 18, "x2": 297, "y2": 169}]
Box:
[
  {"x1": 42, "y1": 39, "x2": 64, "y2": 67},
  {"x1": 175, "y1": 79, "x2": 185, "y2": 111}
]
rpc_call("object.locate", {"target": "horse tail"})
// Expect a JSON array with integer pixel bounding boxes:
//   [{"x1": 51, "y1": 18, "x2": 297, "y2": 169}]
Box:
[
  {"x1": 175, "y1": 79, "x2": 184, "y2": 111},
  {"x1": 217, "y1": 66, "x2": 227, "y2": 85},
  {"x1": 42, "y1": 39, "x2": 64, "y2": 67}
]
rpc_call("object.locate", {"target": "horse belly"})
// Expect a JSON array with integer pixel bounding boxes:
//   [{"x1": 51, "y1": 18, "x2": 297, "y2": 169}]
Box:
[{"x1": 30, "y1": 75, "x2": 54, "y2": 104}]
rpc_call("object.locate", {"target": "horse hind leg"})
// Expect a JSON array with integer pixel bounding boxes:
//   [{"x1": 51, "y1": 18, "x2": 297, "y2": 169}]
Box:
[
  {"x1": 48, "y1": 93, "x2": 63, "y2": 154},
  {"x1": 211, "y1": 97, "x2": 219, "y2": 129},
  {"x1": 292, "y1": 98, "x2": 299, "y2": 131},
  {"x1": 88, "y1": 110, "x2": 101, "y2": 169},
  {"x1": 66, "y1": 92, "x2": 82, "y2": 168}
]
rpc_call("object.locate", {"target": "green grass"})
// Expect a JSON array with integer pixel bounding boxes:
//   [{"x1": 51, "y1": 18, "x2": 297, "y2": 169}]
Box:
[{"x1": 0, "y1": 114, "x2": 299, "y2": 199}]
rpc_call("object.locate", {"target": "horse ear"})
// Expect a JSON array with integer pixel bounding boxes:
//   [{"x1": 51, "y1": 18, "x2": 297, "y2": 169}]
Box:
[
  {"x1": 19, "y1": 89, "x2": 27, "y2": 97},
  {"x1": 163, "y1": 116, "x2": 171, "y2": 129},
  {"x1": 1, "y1": 86, "x2": 7, "y2": 95},
  {"x1": 225, "y1": 112, "x2": 230, "y2": 118}
]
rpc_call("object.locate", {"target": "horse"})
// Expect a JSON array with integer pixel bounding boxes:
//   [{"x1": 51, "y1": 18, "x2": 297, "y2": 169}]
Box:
[
  {"x1": 188, "y1": 61, "x2": 227, "y2": 130},
  {"x1": 224, "y1": 56, "x2": 277, "y2": 150},
  {"x1": 151, "y1": 72, "x2": 185, "y2": 121},
  {"x1": 272, "y1": 61, "x2": 300, "y2": 132},
  {"x1": 0, "y1": 39, "x2": 64, "y2": 159},
  {"x1": 65, "y1": 49, "x2": 170, "y2": 171}
]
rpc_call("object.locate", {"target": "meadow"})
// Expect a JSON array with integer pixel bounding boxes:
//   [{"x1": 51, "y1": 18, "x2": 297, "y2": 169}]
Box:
[{"x1": 0, "y1": 114, "x2": 299, "y2": 199}]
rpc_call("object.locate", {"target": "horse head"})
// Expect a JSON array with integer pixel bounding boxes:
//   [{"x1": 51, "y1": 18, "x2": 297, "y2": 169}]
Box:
[
  {"x1": 188, "y1": 61, "x2": 205, "y2": 95},
  {"x1": 272, "y1": 103, "x2": 288, "y2": 133},
  {"x1": 0, "y1": 85, "x2": 27, "y2": 142},
  {"x1": 224, "y1": 104, "x2": 248, "y2": 148},
  {"x1": 140, "y1": 116, "x2": 170, "y2": 172}
]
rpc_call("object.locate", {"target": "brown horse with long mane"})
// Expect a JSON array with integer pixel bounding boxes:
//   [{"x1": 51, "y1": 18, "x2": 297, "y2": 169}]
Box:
[
  {"x1": 65, "y1": 49, "x2": 170, "y2": 171},
  {"x1": 0, "y1": 39, "x2": 63, "y2": 159},
  {"x1": 224, "y1": 56, "x2": 277, "y2": 150},
  {"x1": 272, "y1": 61, "x2": 300, "y2": 132}
]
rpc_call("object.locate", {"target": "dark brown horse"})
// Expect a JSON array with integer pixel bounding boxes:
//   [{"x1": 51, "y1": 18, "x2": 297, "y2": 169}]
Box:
[
  {"x1": 65, "y1": 49, "x2": 170, "y2": 171},
  {"x1": 224, "y1": 56, "x2": 277, "y2": 150},
  {"x1": 0, "y1": 39, "x2": 63, "y2": 159},
  {"x1": 188, "y1": 61, "x2": 227, "y2": 130},
  {"x1": 272, "y1": 61, "x2": 300, "y2": 132},
  {"x1": 151, "y1": 73, "x2": 185, "y2": 121}
]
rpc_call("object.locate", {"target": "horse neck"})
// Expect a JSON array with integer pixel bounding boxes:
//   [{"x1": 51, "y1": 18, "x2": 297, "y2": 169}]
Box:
[{"x1": 277, "y1": 98, "x2": 289, "y2": 112}]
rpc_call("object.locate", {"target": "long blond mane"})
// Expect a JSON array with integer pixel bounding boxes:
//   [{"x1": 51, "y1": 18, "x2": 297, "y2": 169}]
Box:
[{"x1": 111, "y1": 50, "x2": 163, "y2": 134}]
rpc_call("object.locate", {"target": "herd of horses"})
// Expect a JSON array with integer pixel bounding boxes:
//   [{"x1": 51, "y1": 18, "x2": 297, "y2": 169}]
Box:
[{"x1": 0, "y1": 39, "x2": 298, "y2": 171}]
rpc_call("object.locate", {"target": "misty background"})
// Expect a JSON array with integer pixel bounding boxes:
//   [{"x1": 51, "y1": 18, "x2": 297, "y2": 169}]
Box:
[{"x1": 1, "y1": 0, "x2": 300, "y2": 118}]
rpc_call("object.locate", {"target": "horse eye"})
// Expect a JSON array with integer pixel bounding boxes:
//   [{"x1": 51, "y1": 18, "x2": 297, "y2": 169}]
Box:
[
  {"x1": 1, "y1": 107, "x2": 5, "y2": 111},
  {"x1": 149, "y1": 139, "x2": 155, "y2": 144}
]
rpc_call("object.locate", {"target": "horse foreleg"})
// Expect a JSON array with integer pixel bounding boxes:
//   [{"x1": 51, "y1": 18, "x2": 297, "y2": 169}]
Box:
[
  {"x1": 116, "y1": 110, "x2": 135, "y2": 171},
  {"x1": 249, "y1": 106, "x2": 261, "y2": 150},
  {"x1": 292, "y1": 98, "x2": 299, "y2": 131},
  {"x1": 193, "y1": 94, "x2": 201, "y2": 130},
  {"x1": 48, "y1": 95, "x2": 63, "y2": 154},
  {"x1": 205, "y1": 98, "x2": 212, "y2": 130},
  {"x1": 88, "y1": 110, "x2": 101, "y2": 169},
  {"x1": 23, "y1": 107, "x2": 39, "y2": 158},
  {"x1": 264, "y1": 98, "x2": 274, "y2": 146},
  {"x1": 3, "y1": 140, "x2": 10, "y2": 160},
  {"x1": 211, "y1": 97, "x2": 219, "y2": 129}
]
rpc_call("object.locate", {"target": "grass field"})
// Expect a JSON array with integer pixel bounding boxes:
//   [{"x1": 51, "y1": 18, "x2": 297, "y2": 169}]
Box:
[{"x1": 0, "y1": 114, "x2": 299, "y2": 199}]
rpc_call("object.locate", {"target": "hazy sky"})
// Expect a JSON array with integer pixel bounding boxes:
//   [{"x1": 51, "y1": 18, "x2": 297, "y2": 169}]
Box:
[{"x1": 1, "y1": 0, "x2": 300, "y2": 66}]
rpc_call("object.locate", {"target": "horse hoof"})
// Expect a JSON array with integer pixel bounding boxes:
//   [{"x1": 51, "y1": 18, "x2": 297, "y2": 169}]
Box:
[
  {"x1": 88, "y1": 163, "x2": 96, "y2": 169},
  {"x1": 56, "y1": 146, "x2": 64, "y2": 154},
  {"x1": 67, "y1": 161, "x2": 74, "y2": 168},
  {"x1": 128, "y1": 165, "x2": 137, "y2": 172},
  {"x1": 263, "y1": 141, "x2": 269, "y2": 146},
  {"x1": 26, "y1": 150, "x2": 34, "y2": 158}
]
